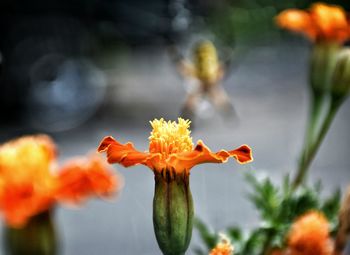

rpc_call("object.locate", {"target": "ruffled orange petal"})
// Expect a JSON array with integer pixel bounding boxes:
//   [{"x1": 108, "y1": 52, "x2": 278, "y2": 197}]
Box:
[
  {"x1": 310, "y1": 2, "x2": 349, "y2": 42},
  {"x1": 98, "y1": 136, "x2": 162, "y2": 170},
  {"x1": 86, "y1": 164, "x2": 119, "y2": 197},
  {"x1": 276, "y1": 9, "x2": 316, "y2": 40},
  {"x1": 167, "y1": 140, "x2": 253, "y2": 173},
  {"x1": 277, "y1": 3, "x2": 350, "y2": 43},
  {"x1": 56, "y1": 154, "x2": 120, "y2": 204},
  {"x1": 0, "y1": 182, "x2": 54, "y2": 227}
]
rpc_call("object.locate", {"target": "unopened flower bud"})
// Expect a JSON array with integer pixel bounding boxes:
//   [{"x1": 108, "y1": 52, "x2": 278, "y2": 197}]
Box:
[
  {"x1": 331, "y1": 48, "x2": 350, "y2": 101},
  {"x1": 310, "y1": 42, "x2": 340, "y2": 94},
  {"x1": 153, "y1": 172, "x2": 194, "y2": 255}
]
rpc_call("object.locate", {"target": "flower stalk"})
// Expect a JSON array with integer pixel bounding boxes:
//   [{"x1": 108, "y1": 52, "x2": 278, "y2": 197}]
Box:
[
  {"x1": 292, "y1": 46, "x2": 350, "y2": 189},
  {"x1": 292, "y1": 100, "x2": 340, "y2": 188},
  {"x1": 276, "y1": 2, "x2": 350, "y2": 189}
]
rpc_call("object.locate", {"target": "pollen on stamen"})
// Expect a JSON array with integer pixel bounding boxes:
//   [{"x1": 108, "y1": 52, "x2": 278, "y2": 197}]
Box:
[{"x1": 149, "y1": 118, "x2": 193, "y2": 156}]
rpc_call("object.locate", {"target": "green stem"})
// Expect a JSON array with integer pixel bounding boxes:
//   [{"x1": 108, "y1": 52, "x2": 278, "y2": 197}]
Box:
[
  {"x1": 292, "y1": 91, "x2": 326, "y2": 190},
  {"x1": 292, "y1": 98, "x2": 342, "y2": 189},
  {"x1": 303, "y1": 91, "x2": 325, "y2": 160}
]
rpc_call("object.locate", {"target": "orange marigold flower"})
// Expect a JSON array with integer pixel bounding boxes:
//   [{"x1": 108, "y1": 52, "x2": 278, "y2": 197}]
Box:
[
  {"x1": 56, "y1": 154, "x2": 120, "y2": 204},
  {"x1": 287, "y1": 211, "x2": 334, "y2": 255},
  {"x1": 210, "y1": 234, "x2": 234, "y2": 255},
  {"x1": 0, "y1": 135, "x2": 121, "y2": 228},
  {"x1": 0, "y1": 135, "x2": 57, "y2": 227},
  {"x1": 98, "y1": 118, "x2": 253, "y2": 176},
  {"x1": 98, "y1": 118, "x2": 252, "y2": 255},
  {"x1": 276, "y1": 3, "x2": 350, "y2": 43}
]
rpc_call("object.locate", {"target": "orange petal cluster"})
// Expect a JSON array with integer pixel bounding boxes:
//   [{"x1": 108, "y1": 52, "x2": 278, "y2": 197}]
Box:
[
  {"x1": 276, "y1": 3, "x2": 350, "y2": 43},
  {"x1": 56, "y1": 154, "x2": 120, "y2": 204},
  {"x1": 98, "y1": 118, "x2": 253, "y2": 175},
  {"x1": 0, "y1": 135, "x2": 120, "y2": 227},
  {"x1": 209, "y1": 234, "x2": 234, "y2": 255},
  {"x1": 286, "y1": 211, "x2": 334, "y2": 255}
]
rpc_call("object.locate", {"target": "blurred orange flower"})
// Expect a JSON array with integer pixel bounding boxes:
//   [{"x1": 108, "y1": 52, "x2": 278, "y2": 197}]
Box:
[
  {"x1": 276, "y1": 3, "x2": 350, "y2": 43},
  {"x1": 98, "y1": 118, "x2": 253, "y2": 177},
  {"x1": 0, "y1": 135, "x2": 120, "y2": 228},
  {"x1": 287, "y1": 211, "x2": 334, "y2": 255},
  {"x1": 210, "y1": 234, "x2": 234, "y2": 255},
  {"x1": 56, "y1": 154, "x2": 120, "y2": 204}
]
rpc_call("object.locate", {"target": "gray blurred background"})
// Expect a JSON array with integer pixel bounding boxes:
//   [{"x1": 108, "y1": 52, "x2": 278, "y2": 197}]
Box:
[{"x1": 0, "y1": 0, "x2": 349, "y2": 254}]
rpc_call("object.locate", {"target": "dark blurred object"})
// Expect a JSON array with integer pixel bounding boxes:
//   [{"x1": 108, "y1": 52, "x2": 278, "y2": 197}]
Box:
[
  {"x1": 26, "y1": 56, "x2": 106, "y2": 132},
  {"x1": 0, "y1": 0, "x2": 193, "y2": 129},
  {"x1": 0, "y1": 14, "x2": 99, "y2": 128}
]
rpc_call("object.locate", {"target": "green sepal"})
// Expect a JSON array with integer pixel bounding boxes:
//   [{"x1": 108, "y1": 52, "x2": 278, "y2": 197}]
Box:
[
  {"x1": 153, "y1": 171, "x2": 194, "y2": 255},
  {"x1": 4, "y1": 210, "x2": 58, "y2": 255},
  {"x1": 310, "y1": 42, "x2": 340, "y2": 95}
]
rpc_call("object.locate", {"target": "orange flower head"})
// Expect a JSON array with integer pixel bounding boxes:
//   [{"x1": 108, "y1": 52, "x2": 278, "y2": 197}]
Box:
[
  {"x1": 0, "y1": 135, "x2": 121, "y2": 228},
  {"x1": 98, "y1": 118, "x2": 253, "y2": 176},
  {"x1": 210, "y1": 234, "x2": 234, "y2": 255},
  {"x1": 56, "y1": 154, "x2": 120, "y2": 204},
  {"x1": 0, "y1": 135, "x2": 57, "y2": 227},
  {"x1": 276, "y1": 3, "x2": 350, "y2": 43},
  {"x1": 98, "y1": 119, "x2": 252, "y2": 255},
  {"x1": 287, "y1": 211, "x2": 334, "y2": 255}
]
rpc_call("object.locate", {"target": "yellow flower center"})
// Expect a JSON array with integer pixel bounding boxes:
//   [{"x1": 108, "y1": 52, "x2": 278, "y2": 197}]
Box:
[{"x1": 149, "y1": 118, "x2": 193, "y2": 157}]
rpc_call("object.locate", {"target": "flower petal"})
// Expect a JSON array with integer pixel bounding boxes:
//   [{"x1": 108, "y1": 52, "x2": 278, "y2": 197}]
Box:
[
  {"x1": 98, "y1": 136, "x2": 161, "y2": 169},
  {"x1": 167, "y1": 140, "x2": 253, "y2": 172},
  {"x1": 310, "y1": 3, "x2": 349, "y2": 42},
  {"x1": 0, "y1": 182, "x2": 54, "y2": 227},
  {"x1": 276, "y1": 9, "x2": 316, "y2": 40},
  {"x1": 56, "y1": 154, "x2": 120, "y2": 204}
]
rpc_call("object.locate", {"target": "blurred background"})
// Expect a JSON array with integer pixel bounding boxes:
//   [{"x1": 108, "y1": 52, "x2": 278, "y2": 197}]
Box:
[{"x1": 0, "y1": 0, "x2": 350, "y2": 254}]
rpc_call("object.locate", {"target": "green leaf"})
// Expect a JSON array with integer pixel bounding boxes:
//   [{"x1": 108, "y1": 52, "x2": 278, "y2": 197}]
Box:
[
  {"x1": 241, "y1": 228, "x2": 266, "y2": 255},
  {"x1": 226, "y1": 226, "x2": 242, "y2": 242},
  {"x1": 194, "y1": 173, "x2": 341, "y2": 255},
  {"x1": 194, "y1": 218, "x2": 218, "y2": 250},
  {"x1": 322, "y1": 189, "x2": 341, "y2": 219}
]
